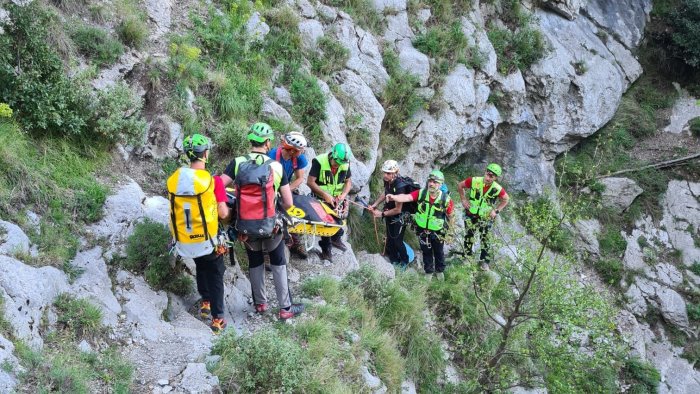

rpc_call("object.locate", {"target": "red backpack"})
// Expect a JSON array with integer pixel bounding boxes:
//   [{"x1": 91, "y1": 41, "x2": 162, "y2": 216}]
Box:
[{"x1": 234, "y1": 154, "x2": 278, "y2": 239}]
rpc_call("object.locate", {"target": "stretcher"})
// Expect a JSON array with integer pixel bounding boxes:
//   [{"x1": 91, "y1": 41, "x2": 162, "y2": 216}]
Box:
[{"x1": 285, "y1": 194, "x2": 345, "y2": 237}]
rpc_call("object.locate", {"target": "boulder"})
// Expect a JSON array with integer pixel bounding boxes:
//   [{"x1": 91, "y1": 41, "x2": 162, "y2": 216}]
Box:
[
  {"x1": 370, "y1": 0, "x2": 406, "y2": 12},
  {"x1": 615, "y1": 310, "x2": 647, "y2": 358},
  {"x1": 299, "y1": 19, "x2": 324, "y2": 50},
  {"x1": 144, "y1": 115, "x2": 182, "y2": 159},
  {"x1": 598, "y1": 177, "x2": 643, "y2": 213},
  {"x1": 87, "y1": 179, "x2": 146, "y2": 252},
  {"x1": 69, "y1": 247, "x2": 121, "y2": 327},
  {"x1": 660, "y1": 181, "x2": 700, "y2": 266},
  {"x1": 316, "y1": 4, "x2": 337, "y2": 21},
  {"x1": 568, "y1": 219, "x2": 601, "y2": 256},
  {"x1": 261, "y1": 96, "x2": 295, "y2": 125},
  {"x1": 582, "y1": 0, "x2": 652, "y2": 48},
  {"x1": 92, "y1": 50, "x2": 142, "y2": 90},
  {"x1": 627, "y1": 277, "x2": 690, "y2": 331},
  {"x1": 664, "y1": 92, "x2": 700, "y2": 134},
  {"x1": 397, "y1": 45, "x2": 430, "y2": 87},
  {"x1": 356, "y1": 252, "x2": 395, "y2": 279},
  {"x1": 115, "y1": 270, "x2": 170, "y2": 341},
  {"x1": 143, "y1": 196, "x2": 170, "y2": 226},
  {"x1": 384, "y1": 11, "x2": 413, "y2": 45},
  {"x1": 656, "y1": 287, "x2": 689, "y2": 331},
  {"x1": 274, "y1": 86, "x2": 294, "y2": 108},
  {"x1": 0, "y1": 220, "x2": 30, "y2": 257},
  {"x1": 297, "y1": 0, "x2": 317, "y2": 18},
  {"x1": 245, "y1": 12, "x2": 270, "y2": 41},
  {"x1": 645, "y1": 263, "x2": 683, "y2": 288},
  {"x1": 0, "y1": 255, "x2": 69, "y2": 347}
]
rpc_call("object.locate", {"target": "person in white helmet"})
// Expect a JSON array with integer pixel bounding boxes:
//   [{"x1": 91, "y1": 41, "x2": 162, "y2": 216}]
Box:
[
  {"x1": 369, "y1": 160, "x2": 412, "y2": 267},
  {"x1": 269, "y1": 131, "x2": 310, "y2": 259}
]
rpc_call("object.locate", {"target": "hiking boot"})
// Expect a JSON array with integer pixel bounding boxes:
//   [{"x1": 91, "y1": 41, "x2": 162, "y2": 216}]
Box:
[
  {"x1": 319, "y1": 249, "x2": 333, "y2": 262},
  {"x1": 479, "y1": 262, "x2": 490, "y2": 271},
  {"x1": 255, "y1": 303, "x2": 269, "y2": 313},
  {"x1": 330, "y1": 239, "x2": 347, "y2": 252},
  {"x1": 436, "y1": 272, "x2": 445, "y2": 281},
  {"x1": 279, "y1": 303, "x2": 305, "y2": 320},
  {"x1": 210, "y1": 318, "x2": 227, "y2": 334},
  {"x1": 424, "y1": 272, "x2": 433, "y2": 280},
  {"x1": 290, "y1": 243, "x2": 308, "y2": 259},
  {"x1": 199, "y1": 301, "x2": 211, "y2": 320}
]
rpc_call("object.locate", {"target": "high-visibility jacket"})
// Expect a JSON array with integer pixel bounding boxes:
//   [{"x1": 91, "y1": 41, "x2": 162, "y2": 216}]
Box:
[
  {"x1": 414, "y1": 189, "x2": 451, "y2": 232},
  {"x1": 314, "y1": 153, "x2": 349, "y2": 197},
  {"x1": 167, "y1": 167, "x2": 218, "y2": 258},
  {"x1": 468, "y1": 177, "x2": 503, "y2": 218}
]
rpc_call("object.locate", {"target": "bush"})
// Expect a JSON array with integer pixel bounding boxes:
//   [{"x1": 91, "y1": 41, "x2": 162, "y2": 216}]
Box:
[
  {"x1": 688, "y1": 302, "x2": 700, "y2": 321},
  {"x1": 70, "y1": 24, "x2": 124, "y2": 66},
  {"x1": 594, "y1": 257, "x2": 624, "y2": 286},
  {"x1": 117, "y1": 16, "x2": 147, "y2": 49},
  {"x1": 311, "y1": 36, "x2": 350, "y2": 77},
  {"x1": 289, "y1": 71, "x2": 327, "y2": 146},
  {"x1": 211, "y1": 328, "x2": 309, "y2": 393},
  {"x1": 322, "y1": 0, "x2": 384, "y2": 34},
  {"x1": 488, "y1": 25, "x2": 547, "y2": 74},
  {"x1": 124, "y1": 219, "x2": 193, "y2": 296},
  {"x1": 598, "y1": 227, "x2": 628, "y2": 256},
  {"x1": 0, "y1": 2, "x2": 91, "y2": 136},
  {"x1": 690, "y1": 117, "x2": 700, "y2": 137},
  {"x1": 669, "y1": 0, "x2": 700, "y2": 68},
  {"x1": 91, "y1": 83, "x2": 147, "y2": 146},
  {"x1": 622, "y1": 357, "x2": 661, "y2": 393},
  {"x1": 54, "y1": 293, "x2": 102, "y2": 339},
  {"x1": 381, "y1": 50, "x2": 426, "y2": 134}
]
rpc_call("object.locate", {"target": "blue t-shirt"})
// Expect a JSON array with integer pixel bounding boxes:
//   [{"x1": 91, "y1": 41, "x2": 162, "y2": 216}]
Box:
[{"x1": 268, "y1": 147, "x2": 309, "y2": 183}]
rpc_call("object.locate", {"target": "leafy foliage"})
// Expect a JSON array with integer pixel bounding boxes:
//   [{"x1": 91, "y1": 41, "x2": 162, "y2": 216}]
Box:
[
  {"x1": 669, "y1": 0, "x2": 700, "y2": 68},
  {"x1": 70, "y1": 24, "x2": 125, "y2": 66},
  {"x1": 289, "y1": 70, "x2": 327, "y2": 146},
  {"x1": 124, "y1": 219, "x2": 193, "y2": 296},
  {"x1": 117, "y1": 16, "x2": 148, "y2": 49}
]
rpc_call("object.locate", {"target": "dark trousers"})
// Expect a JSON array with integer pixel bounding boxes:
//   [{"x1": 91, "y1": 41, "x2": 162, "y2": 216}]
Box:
[
  {"x1": 464, "y1": 214, "x2": 493, "y2": 264},
  {"x1": 194, "y1": 251, "x2": 226, "y2": 318},
  {"x1": 319, "y1": 228, "x2": 344, "y2": 251},
  {"x1": 385, "y1": 216, "x2": 408, "y2": 264},
  {"x1": 419, "y1": 231, "x2": 445, "y2": 274}
]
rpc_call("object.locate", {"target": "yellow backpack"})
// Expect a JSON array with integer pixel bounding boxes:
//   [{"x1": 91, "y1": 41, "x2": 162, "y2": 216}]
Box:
[{"x1": 166, "y1": 167, "x2": 219, "y2": 258}]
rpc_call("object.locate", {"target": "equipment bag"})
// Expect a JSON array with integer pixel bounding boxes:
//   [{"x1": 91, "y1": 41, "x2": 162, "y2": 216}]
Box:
[
  {"x1": 234, "y1": 154, "x2": 278, "y2": 239},
  {"x1": 395, "y1": 176, "x2": 421, "y2": 214}
]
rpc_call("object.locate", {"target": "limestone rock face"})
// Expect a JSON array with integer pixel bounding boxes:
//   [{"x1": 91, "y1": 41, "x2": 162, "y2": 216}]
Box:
[
  {"x1": 68, "y1": 247, "x2": 122, "y2": 327},
  {"x1": 0, "y1": 334, "x2": 19, "y2": 393},
  {"x1": 0, "y1": 255, "x2": 69, "y2": 348},
  {"x1": 145, "y1": 0, "x2": 172, "y2": 40},
  {"x1": 598, "y1": 177, "x2": 643, "y2": 213},
  {"x1": 0, "y1": 220, "x2": 30, "y2": 257},
  {"x1": 583, "y1": 0, "x2": 652, "y2": 48},
  {"x1": 661, "y1": 181, "x2": 700, "y2": 266}
]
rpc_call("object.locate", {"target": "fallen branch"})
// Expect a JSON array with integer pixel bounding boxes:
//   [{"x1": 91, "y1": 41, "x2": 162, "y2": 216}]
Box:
[{"x1": 596, "y1": 153, "x2": 700, "y2": 179}]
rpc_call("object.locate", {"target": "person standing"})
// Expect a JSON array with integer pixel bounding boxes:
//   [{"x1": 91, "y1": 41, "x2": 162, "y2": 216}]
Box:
[
  {"x1": 167, "y1": 134, "x2": 230, "y2": 333},
  {"x1": 307, "y1": 143, "x2": 352, "y2": 262},
  {"x1": 220, "y1": 122, "x2": 304, "y2": 320},
  {"x1": 386, "y1": 170, "x2": 454, "y2": 280},
  {"x1": 268, "y1": 131, "x2": 310, "y2": 259},
  {"x1": 369, "y1": 160, "x2": 410, "y2": 266},
  {"x1": 457, "y1": 163, "x2": 510, "y2": 271}
]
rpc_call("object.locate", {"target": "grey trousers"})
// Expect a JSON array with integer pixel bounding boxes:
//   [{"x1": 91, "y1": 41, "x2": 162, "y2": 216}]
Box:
[{"x1": 245, "y1": 233, "x2": 291, "y2": 309}]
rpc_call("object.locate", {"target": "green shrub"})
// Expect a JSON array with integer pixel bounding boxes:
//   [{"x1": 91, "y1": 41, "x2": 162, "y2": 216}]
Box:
[
  {"x1": 54, "y1": 293, "x2": 103, "y2": 339},
  {"x1": 117, "y1": 16, "x2": 147, "y2": 49},
  {"x1": 263, "y1": 7, "x2": 303, "y2": 66},
  {"x1": 669, "y1": 0, "x2": 700, "y2": 68},
  {"x1": 289, "y1": 71, "x2": 327, "y2": 146},
  {"x1": 622, "y1": 357, "x2": 661, "y2": 393},
  {"x1": 70, "y1": 25, "x2": 124, "y2": 66},
  {"x1": 690, "y1": 117, "x2": 700, "y2": 137},
  {"x1": 682, "y1": 340, "x2": 700, "y2": 365},
  {"x1": 212, "y1": 119, "x2": 250, "y2": 155},
  {"x1": 0, "y1": 3, "x2": 91, "y2": 136},
  {"x1": 598, "y1": 227, "x2": 627, "y2": 256},
  {"x1": 488, "y1": 25, "x2": 547, "y2": 74},
  {"x1": 124, "y1": 219, "x2": 193, "y2": 296},
  {"x1": 91, "y1": 83, "x2": 147, "y2": 146},
  {"x1": 691, "y1": 261, "x2": 700, "y2": 275},
  {"x1": 311, "y1": 36, "x2": 350, "y2": 77},
  {"x1": 381, "y1": 50, "x2": 426, "y2": 135},
  {"x1": 212, "y1": 328, "x2": 309, "y2": 393},
  {"x1": 688, "y1": 302, "x2": 700, "y2": 321},
  {"x1": 593, "y1": 257, "x2": 624, "y2": 285},
  {"x1": 322, "y1": 0, "x2": 384, "y2": 34}
]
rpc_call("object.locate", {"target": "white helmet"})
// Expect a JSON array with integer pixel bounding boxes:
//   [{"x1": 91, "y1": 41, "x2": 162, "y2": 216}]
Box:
[
  {"x1": 381, "y1": 160, "x2": 399, "y2": 173},
  {"x1": 281, "y1": 131, "x2": 307, "y2": 150}
]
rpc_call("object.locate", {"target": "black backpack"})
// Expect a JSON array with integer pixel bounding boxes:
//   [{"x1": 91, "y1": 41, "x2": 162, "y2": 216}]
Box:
[{"x1": 394, "y1": 176, "x2": 421, "y2": 214}]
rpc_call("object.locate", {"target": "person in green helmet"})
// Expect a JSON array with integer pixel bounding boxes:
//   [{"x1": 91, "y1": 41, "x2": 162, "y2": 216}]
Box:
[
  {"x1": 307, "y1": 143, "x2": 352, "y2": 262},
  {"x1": 456, "y1": 163, "x2": 510, "y2": 271},
  {"x1": 167, "y1": 134, "x2": 230, "y2": 334},
  {"x1": 386, "y1": 170, "x2": 454, "y2": 280},
  {"x1": 219, "y1": 122, "x2": 305, "y2": 321}
]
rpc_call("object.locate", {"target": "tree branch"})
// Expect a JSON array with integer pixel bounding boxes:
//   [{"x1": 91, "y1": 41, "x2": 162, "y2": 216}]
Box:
[{"x1": 596, "y1": 153, "x2": 700, "y2": 179}]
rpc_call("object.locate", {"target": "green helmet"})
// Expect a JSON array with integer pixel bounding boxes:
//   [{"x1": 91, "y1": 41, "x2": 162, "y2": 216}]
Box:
[
  {"x1": 486, "y1": 163, "x2": 502, "y2": 177},
  {"x1": 247, "y1": 122, "x2": 274, "y2": 143},
  {"x1": 183, "y1": 134, "x2": 211, "y2": 157},
  {"x1": 428, "y1": 169, "x2": 445, "y2": 183},
  {"x1": 330, "y1": 143, "x2": 349, "y2": 164}
]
